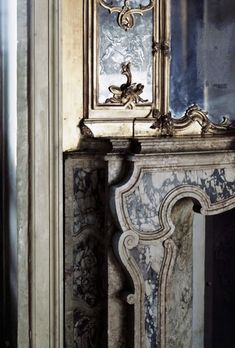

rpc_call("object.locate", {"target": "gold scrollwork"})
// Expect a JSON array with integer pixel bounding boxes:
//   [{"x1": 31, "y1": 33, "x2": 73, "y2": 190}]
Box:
[
  {"x1": 150, "y1": 104, "x2": 235, "y2": 136},
  {"x1": 99, "y1": 0, "x2": 154, "y2": 31},
  {"x1": 105, "y1": 62, "x2": 148, "y2": 109}
]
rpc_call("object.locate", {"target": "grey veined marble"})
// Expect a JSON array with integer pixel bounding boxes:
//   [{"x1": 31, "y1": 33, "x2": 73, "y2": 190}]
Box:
[
  {"x1": 73, "y1": 168, "x2": 105, "y2": 235},
  {"x1": 132, "y1": 242, "x2": 164, "y2": 348},
  {"x1": 125, "y1": 168, "x2": 235, "y2": 233},
  {"x1": 65, "y1": 163, "x2": 106, "y2": 348}
]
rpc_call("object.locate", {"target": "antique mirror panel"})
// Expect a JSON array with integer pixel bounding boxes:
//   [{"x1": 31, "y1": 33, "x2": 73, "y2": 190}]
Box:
[
  {"x1": 84, "y1": 0, "x2": 162, "y2": 126},
  {"x1": 98, "y1": 0, "x2": 153, "y2": 105},
  {"x1": 83, "y1": 0, "x2": 235, "y2": 136},
  {"x1": 170, "y1": 0, "x2": 235, "y2": 122}
]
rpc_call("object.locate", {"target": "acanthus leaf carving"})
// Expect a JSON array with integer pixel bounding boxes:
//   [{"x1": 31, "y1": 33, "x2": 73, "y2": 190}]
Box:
[
  {"x1": 105, "y1": 62, "x2": 148, "y2": 109},
  {"x1": 150, "y1": 109, "x2": 174, "y2": 136}
]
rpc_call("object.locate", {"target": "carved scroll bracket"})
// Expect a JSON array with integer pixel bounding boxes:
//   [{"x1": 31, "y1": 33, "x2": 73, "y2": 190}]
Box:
[
  {"x1": 79, "y1": 118, "x2": 94, "y2": 138},
  {"x1": 115, "y1": 230, "x2": 146, "y2": 346},
  {"x1": 99, "y1": 0, "x2": 154, "y2": 31}
]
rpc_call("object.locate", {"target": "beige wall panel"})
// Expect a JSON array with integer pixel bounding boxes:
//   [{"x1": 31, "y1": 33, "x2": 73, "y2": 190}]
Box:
[
  {"x1": 32, "y1": 0, "x2": 50, "y2": 345},
  {"x1": 63, "y1": 0, "x2": 83, "y2": 151},
  {"x1": 30, "y1": 0, "x2": 63, "y2": 347}
]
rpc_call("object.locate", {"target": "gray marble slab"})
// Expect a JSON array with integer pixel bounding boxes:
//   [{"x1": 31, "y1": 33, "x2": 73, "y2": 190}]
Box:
[
  {"x1": 65, "y1": 160, "x2": 106, "y2": 348},
  {"x1": 126, "y1": 168, "x2": 235, "y2": 233}
]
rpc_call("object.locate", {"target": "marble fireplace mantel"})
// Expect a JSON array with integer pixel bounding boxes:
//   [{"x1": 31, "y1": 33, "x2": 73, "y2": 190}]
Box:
[
  {"x1": 65, "y1": 135, "x2": 235, "y2": 348},
  {"x1": 108, "y1": 136, "x2": 235, "y2": 348}
]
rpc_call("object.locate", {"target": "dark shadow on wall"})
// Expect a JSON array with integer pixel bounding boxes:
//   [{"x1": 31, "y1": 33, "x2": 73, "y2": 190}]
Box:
[
  {"x1": 205, "y1": 208, "x2": 235, "y2": 348},
  {"x1": 0, "y1": 2, "x2": 17, "y2": 347}
]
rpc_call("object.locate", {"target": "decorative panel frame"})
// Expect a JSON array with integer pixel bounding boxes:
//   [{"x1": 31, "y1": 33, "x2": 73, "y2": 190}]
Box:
[
  {"x1": 80, "y1": 0, "x2": 235, "y2": 139},
  {"x1": 83, "y1": 0, "x2": 171, "y2": 137}
]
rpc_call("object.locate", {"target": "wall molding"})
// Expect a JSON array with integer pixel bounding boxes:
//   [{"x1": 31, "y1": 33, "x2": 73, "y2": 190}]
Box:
[{"x1": 29, "y1": 0, "x2": 63, "y2": 347}]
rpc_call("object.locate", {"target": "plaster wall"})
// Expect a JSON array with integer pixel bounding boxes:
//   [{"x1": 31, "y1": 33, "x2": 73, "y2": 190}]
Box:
[{"x1": 62, "y1": 0, "x2": 83, "y2": 150}]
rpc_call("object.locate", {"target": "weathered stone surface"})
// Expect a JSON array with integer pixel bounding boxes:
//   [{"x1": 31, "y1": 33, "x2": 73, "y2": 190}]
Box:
[
  {"x1": 125, "y1": 168, "x2": 235, "y2": 233},
  {"x1": 166, "y1": 199, "x2": 194, "y2": 348},
  {"x1": 64, "y1": 156, "x2": 106, "y2": 348},
  {"x1": 110, "y1": 136, "x2": 235, "y2": 348},
  {"x1": 64, "y1": 137, "x2": 235, "y2": 348},
  {"x1": 106, "y1": 153, "x2": 129, "y2": 348},
  {"x1": 131, "y1": 243, "x2": 163, "y2": 347}
]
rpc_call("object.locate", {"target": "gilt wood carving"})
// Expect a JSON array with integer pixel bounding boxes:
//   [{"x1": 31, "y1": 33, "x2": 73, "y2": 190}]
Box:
[{"x1": 99, "y1": 0, "x2": 154, "y2": 31}]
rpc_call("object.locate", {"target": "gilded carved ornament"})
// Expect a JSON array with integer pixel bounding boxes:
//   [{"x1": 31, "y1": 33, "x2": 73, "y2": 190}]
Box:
[
  {"x1": 150, "y1": 104, "x2": 235, "y2": 136},
  {"x1": 99, "y1": 0, "x2": 154, "y2": 31},
  {"x1": 153, "y1": 40, "x2": 171, "y2": 58},
  {"x1": 105, "y1": 62, "x2": 148, "y2": 109}
]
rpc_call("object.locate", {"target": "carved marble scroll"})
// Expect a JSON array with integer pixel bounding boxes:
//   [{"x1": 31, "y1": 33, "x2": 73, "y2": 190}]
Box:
[{"x1": 110, "y1": 149, "x2": 235, "y2": 347}]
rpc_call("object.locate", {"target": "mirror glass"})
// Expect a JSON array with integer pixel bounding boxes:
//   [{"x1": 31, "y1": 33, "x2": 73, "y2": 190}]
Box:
[
  {"x1": 170, "y1": 0, "x2": 235, "y2": 122},
  {"x1": 98, "y1": 0, "x2": 153, "y2": 104}
]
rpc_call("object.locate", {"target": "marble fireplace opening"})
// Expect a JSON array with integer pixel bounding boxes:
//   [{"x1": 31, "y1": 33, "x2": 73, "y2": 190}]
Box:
[
  {"x1": 204, "y1": 208, "x2": 235, "y2": 348},
  {"x1": 169, "y1": 199, "x2": 235, "y2": 348}
]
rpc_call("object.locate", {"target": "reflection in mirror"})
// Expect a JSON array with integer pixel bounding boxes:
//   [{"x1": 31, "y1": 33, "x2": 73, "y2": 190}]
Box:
[
  {"x1": 170, "y1": 0, "x2": 235, "y2": 122},
  {"x1": 98, "y1": 0, "x2": 153, "y2": 104}
]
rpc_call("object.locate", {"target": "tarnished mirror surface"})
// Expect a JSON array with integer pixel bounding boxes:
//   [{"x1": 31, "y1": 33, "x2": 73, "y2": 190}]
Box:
[
  {"x1": 98, "y1": 0, "x2": 153, "y2": 105},
  {"x1": 170, "y1": 0, "x2": 235, "y2": 122}
]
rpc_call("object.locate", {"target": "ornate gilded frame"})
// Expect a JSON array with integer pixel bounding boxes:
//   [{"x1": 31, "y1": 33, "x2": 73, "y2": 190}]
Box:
[
  {"x1": 81, "y1": 0, "x2": 235, "y2": 138},
  {"x1": 83, "y1": 0, "x2": 169, "y2": 137}
]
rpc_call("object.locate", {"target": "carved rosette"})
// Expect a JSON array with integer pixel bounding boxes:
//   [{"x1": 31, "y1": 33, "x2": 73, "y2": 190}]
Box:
[{"x1": 153, "y1": 40, "x2": 171, "y2": 58}]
